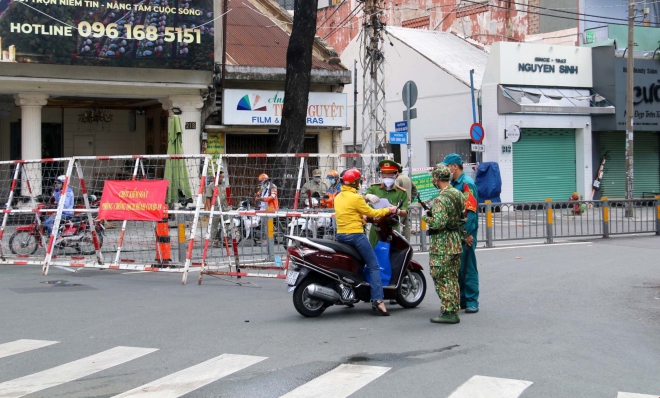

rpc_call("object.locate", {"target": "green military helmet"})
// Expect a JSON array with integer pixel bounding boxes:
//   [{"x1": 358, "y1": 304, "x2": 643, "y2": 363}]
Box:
[{"x1": 432, "y1": 164, "x2": 452, "y2": 181}]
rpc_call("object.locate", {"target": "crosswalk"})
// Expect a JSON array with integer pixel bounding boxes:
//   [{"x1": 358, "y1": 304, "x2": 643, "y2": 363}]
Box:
[{"x1": 0, "y1": 339, "x2": 656, "y2": 398}]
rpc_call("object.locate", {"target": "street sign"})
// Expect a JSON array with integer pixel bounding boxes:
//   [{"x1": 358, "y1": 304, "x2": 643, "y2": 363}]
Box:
[
  {"x1": 506, "y1": 125, "x2": 521, "y2": 143},
  {"x1": 402, "y1": 81, "x2": 418, "y2": 108},
  {"x1": 470, "y1": 122, "x2": 485, "y2": 144},
  {"x1": 395, "y1": 121, "x2": 408, "y2": 132},
  {"x1": 403, "y1": 108, "x2": 417, "y2": 120},
  {"x1": 412, "y1": 172, "x2": 439, "y2": 202},
  {"x1": 471, "y1": 144, "x2": 485, "y2": 152},
  {"x1": 389, "y1": 132, "x2": 408, "y2": 144}
]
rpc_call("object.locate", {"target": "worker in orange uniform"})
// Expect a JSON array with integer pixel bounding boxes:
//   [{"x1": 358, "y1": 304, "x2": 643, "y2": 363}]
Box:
[{"x1": 255, "y1": 173, "x2": 278, "y2": 247}]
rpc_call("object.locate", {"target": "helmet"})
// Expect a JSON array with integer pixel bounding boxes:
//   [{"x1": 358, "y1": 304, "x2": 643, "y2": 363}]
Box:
[
  {"x1": 56, "y1": 175, "x2": 66, "y2": 183},
  {"x1": 258, "y1": 173, "x2": 269, "y2": 182},
  {"x1": 341, "y1": 168, "x2": 361, "y2": 185},
  {"x1": 88, "y1": 194, "x2": 97, "y2": 202},
  {"x1": 327, "y1": 170, "x2": 339, "y2": 178}
]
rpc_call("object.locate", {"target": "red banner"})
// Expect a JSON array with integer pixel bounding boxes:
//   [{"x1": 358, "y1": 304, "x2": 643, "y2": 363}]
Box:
[{"x1": 98, "y1": 181, "x2": 169, "y2": 221}]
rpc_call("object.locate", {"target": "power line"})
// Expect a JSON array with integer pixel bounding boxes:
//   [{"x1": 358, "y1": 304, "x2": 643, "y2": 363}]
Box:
[
  {"x1": 323, "y1": 2, "x2": 364, "y2": 40},
  {"x1": 317, "y1": 0, "x2": 346, "y2": 30}
]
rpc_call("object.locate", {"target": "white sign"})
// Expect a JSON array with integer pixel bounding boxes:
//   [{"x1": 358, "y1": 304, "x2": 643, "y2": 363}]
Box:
[
  {"x1": 491, "y1": 42, "x2": 593, "y2": 87},
  {"x1": 471, "y1": 144, "x2": 485, "y2": 152},
  {"x1": 223, "y1": 89, "x2": 348, "y2": 127},
  {"x1": 506, "y1": 125, "x2": 521, "y2": 143}
]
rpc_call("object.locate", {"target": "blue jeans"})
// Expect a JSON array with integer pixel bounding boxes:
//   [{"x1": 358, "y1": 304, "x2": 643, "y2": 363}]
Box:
[
  {"x1": 44, "y1": 214, "x2": 72, "y2": 236},
  {"x1": 336, "y1": 233, "x2": 383, "y2": 301}
]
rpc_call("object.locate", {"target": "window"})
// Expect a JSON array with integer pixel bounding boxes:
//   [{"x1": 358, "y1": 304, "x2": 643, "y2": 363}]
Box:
[{"x1": 428, "y1": 140, "x2": 476, "y2": 166}]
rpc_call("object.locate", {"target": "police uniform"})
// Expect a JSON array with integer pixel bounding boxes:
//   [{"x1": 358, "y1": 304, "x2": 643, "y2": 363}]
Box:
[{"x1": 365, "y1": 160, "x2": 409, "y2": 247}]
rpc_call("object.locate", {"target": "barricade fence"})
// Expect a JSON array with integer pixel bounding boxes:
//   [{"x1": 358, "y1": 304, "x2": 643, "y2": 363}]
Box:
[{"x1": 2, "y1": 154, "x2": 658, "y2": 285}]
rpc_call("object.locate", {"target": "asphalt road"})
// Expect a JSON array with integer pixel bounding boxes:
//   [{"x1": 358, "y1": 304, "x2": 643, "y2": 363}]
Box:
[{"x1": 0, "y1": 235, "x2": 659, "y2": 398}]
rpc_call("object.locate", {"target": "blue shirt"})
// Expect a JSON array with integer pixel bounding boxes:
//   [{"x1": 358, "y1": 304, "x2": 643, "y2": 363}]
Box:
[
  {"x1": 327, "y1": 182, "x2": 342, "y2": 195},
  {"x1": 54, "y1": 187, "x2": 75, "y2": 217}
]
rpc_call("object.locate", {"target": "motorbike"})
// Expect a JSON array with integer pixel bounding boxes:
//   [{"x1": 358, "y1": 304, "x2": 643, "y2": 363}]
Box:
[
  {"x1": 217, "y1": 199, "x2": 287, "y2": 245},
  {"x1": 285, "y1": 203, "x2": 426, "y2": 317},
  {"x1": 9, "y1": 203, "x2": 105, "y2": 255},
  {"x1": 287, "y1": 195, "x2": 335, "y2": 240}
]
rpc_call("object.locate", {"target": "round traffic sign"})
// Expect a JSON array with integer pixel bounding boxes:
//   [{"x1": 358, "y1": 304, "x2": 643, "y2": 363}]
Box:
[
  {"x1": 470, "y1": 123, "x2": 485, "y2": 144},
  {"x1": 402, "y1": 81, "x2": 418, "y2": 108}
]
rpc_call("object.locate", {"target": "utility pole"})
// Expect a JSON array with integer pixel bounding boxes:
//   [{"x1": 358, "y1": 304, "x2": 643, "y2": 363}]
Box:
[
  {"x1": 625, "y1": 0, "x2": 635, "y2": 216},
  {"x1": 361, "y1": 0, "x2": 387, "y2": 186}
]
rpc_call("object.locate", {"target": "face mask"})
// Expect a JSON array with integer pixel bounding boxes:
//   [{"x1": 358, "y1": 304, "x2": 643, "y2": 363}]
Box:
[
  {"x1": 258, "y1": 181, "x2": 263, "y2": 186},
  {"x1": 449, "y1": 172, "x2": 455, "y2": 181},
  {"x1": 220, "y1": 178, "x2": 225, "y2": 184},
  {"x1": 328, "y1": 178, "x2": 336, "y2": 184},
  {"x1": 314, "y1": 177, "x2": 321, "y2": 183},
  {"x1": 383, "y1": 178, "x2": 395, "y2": 188}
]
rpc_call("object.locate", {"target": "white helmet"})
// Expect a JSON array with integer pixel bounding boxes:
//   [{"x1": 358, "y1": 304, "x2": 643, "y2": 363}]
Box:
[{"x1": 56, "y1": 175, "x2": 66, "y2": 183}]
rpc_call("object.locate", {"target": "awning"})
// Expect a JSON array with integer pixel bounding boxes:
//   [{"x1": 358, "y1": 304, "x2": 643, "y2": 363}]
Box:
[{"x1": 498, "y1": 85, "x2": 615, "y2": 115}]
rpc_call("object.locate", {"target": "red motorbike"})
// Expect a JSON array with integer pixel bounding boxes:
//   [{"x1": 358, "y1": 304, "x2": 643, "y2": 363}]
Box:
[
  {"x1": 285, "y1": 205, "x2": 427, "y2": 317},
  {"x1": 9, "y1": 203, "x2": 105, "y2": 256}
]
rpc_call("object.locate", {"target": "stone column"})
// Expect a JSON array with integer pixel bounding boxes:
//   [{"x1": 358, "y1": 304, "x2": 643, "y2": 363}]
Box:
[
  {"x1": 15, "y1": 93, "x2": 48, "y2": 196},
  {"x1": 162, "y1": 95, "x2": 204, "y2": 194}
]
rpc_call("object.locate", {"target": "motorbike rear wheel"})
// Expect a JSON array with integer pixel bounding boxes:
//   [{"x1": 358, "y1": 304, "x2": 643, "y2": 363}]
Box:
[
  {"x1": 293, "y1": 277, "x2": 328, "y2": 317},
  {"x1": 76, "y1": 229, "x2": 103, "y2": 255},
  {"x1": 9, "y1": 231, "x2": 39, "y2": 255},
  {"x1": 395, "y1": 269, "x2": 426, "y2": 308}
]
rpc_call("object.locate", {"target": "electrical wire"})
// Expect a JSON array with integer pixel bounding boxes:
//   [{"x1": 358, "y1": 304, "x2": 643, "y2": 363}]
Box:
[
  {"x1": 323, "y1": 2, "x2": 364, "y2": 40},
  {"x1": 317, "y1": 0, "x2": 346, "y2": 30}
]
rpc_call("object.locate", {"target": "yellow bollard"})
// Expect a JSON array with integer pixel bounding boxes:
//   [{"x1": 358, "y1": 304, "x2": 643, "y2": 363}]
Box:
[{"x1": 545, "y1": 198, "x2": 554, "y2": 243}]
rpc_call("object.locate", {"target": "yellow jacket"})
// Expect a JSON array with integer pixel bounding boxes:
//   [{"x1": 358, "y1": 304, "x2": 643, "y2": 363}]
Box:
[{"x1": 335, "y1": 185, "x2": 390, "y2": 234}]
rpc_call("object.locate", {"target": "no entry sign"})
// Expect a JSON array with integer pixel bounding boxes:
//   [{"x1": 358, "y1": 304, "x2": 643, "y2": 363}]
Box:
[{"x1": 470, "y1": 123, "x2": 485, "y2": 144}]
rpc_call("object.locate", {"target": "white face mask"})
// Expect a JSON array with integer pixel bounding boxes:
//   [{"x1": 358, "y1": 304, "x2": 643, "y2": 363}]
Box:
[
  {"x1": 314, "y1": 177, "x2": 321, "y2": 183},
  {"x1": 383, "y1": 178, "x2": 395, "y2": 188}
]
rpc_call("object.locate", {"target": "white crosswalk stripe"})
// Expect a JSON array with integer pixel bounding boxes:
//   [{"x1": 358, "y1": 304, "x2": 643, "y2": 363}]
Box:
[
  {"x1": 0, "y1": 346, "x2": 157, "y2": 398},
  {"x1": 448, "y1": 375, "x2": 533, "y2": 398},
  {"x1": 279, "y1": 364, "x2": 390, "y2": 398},
  {"x1": 617, "y1": 393, "x2": 660, "y2": 398},
  {"x1": 112, "y1": 353, "x2": 267, "y2": 398},
  {"x1": 0, "y1": 340, "x2": 58, "y2": 360}
]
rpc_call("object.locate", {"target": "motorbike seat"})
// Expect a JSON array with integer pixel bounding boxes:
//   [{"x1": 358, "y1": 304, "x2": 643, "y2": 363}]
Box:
[{"x1": 308, "y1": 238, "x2": 364, "y2": 264}]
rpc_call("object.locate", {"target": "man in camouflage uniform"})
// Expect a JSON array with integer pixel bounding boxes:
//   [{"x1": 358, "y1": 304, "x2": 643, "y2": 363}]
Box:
[{"x1": 423, "y1": 164, "x2": 466, "y2": 324}]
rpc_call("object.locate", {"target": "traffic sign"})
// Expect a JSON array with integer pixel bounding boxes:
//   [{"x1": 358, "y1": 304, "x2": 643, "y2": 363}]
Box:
[
  {"x1": 470, "y1": 122, "x2": 485, "y2": 144},
  {"x1": 402, "y1": 81, "x2": 418, "y2": 108},
  {"x1": 389, "y1": 132, "x2": 408, "y2": 144},
  {"x1": 471, "y1": 144, "x2": 485, "y2": 152},
  {"x1": 395, "y1": 121, "x2": 408, "y2": 132}
]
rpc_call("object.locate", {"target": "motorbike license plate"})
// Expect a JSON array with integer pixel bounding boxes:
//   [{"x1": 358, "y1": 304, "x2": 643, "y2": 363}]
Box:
[{"x1": 286, "y1": 270, "x2": 300, "y2": 286}]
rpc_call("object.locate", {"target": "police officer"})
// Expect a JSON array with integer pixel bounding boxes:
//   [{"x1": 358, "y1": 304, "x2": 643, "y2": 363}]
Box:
[
  {"x1": 395, "y1": 164, "x2": 418, "y2": 241},
  {"x1": 443, "y1": 153, "x2": 480, "y2": 313},
  {"x1": 423, "y1": 164, "x2": 466, "y2": 324},
  {"x1": 364, "y1": 160, "x2": 409, "y2": 247},
  {"x1": 300, "y1": 169, "x2": 328, "y2": 208}
]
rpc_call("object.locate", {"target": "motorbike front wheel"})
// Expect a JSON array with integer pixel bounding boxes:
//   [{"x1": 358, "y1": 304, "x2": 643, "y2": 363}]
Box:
[
  {"x1": 293, "y1": 277, "x2": 328, "y2": 317},
  {"x1": 76, "y1": 230, "x2": 103, "y2": 255},
  {"x1": 395, "y1": 269, "x2": 427, "y2": 308},
  {"x1": 9, "y1": 231, "x2": 39, "y2": 255}
]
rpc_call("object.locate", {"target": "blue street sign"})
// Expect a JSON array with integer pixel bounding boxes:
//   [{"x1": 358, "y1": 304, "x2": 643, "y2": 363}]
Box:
[
  {"x1": 390, "y1": 132, "x2": 408, "y2": 144},
  {"x1": 395, "y1": 121, "x2": 408, "y2": 132}
]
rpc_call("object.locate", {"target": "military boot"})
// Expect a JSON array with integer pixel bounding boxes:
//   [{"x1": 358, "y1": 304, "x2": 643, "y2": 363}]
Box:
[{"x1": 430, "y1": 313, "x2": 460, "y2": 324}]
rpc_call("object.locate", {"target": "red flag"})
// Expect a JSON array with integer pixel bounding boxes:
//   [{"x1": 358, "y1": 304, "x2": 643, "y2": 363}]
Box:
[{"x1": 463, "y1": 183, "x2": 478, "y2": 213}]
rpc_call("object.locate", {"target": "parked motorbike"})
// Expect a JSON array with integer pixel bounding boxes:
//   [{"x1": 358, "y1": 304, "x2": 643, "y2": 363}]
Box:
[
  {"x1": 285, "y1": 204, "x2": 426, "y2": 317},
  {"x1": 287, "y1": 195, "x2": 335, "y2": 239},
  {"x1": 217, "y1": 199, "x2": 287, "y2": 245},
  {"x1": 9, "y1": 204, "x2": 105, "y2": 255}
]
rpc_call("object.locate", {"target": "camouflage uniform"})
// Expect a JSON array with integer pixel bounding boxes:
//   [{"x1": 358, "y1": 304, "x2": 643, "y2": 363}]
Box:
[{"x1": 422, "y1": 165, "x2": 465, "y2": 315}]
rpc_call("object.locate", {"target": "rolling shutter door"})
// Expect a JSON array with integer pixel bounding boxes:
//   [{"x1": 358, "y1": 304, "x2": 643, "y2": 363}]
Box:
[
  {"x1": 634, "y1": 132, "x2": 660, "y2": 197},
  {"x1": 513, "y1": 129, "x2": 576, "y2": 202},
  {"x1": 598, "y1": 132, "x2": 625, "y2": 198},
  {"x1": 598, "y1": 132, "x2": 659, "y2": 198}
]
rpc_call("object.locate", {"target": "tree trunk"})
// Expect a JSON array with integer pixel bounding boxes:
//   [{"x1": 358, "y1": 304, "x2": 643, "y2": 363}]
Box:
[{"x1": 276, "y1": 0, "x2": 319, "y2": 154}]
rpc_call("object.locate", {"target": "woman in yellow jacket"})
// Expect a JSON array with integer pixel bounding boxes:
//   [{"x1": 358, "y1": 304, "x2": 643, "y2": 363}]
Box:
[{"x1": 335, "y1": 168, "x2": 397, "y2": 316}]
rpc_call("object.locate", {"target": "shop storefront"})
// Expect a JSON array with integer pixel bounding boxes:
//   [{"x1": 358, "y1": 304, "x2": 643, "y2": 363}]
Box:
[
  {"x1": 481, "y1": 42, "x2": 615, "y2": 202},
  {"x1": 592, "y1": 47, "x2": 660, "y2": 198}
]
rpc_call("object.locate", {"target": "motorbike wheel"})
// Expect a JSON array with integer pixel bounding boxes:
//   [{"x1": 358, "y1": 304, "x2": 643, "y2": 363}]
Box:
[
  {"x1": 395, "y1": 269, "x2": 427, "y2": 308},
  {"x1": 9, "y1": 231, "x2": 39, "y2": 255},
  {"x1": 76, "y1": 230, "x2": 103, "y2": 255},
  {"x1": 293, "y1": 277, "x2": 327, "y2": 317}
]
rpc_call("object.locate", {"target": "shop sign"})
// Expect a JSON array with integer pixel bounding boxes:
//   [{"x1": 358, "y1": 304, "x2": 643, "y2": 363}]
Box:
[
  {"x1": 0, "y1": 0, "x2": 214, "y2": 70},
  {"x1": 495, "y1": 42, "x2": 593, "y2": 87},
  {"x1": 223, "y1": 89, "x2": 348, "y2": 127},
  {"x1": 98, "y1": 180, "x2": 168, "y2": 221},
  {"x1": 613, "y1": 57, "x2": 660, "y2": 131}
]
